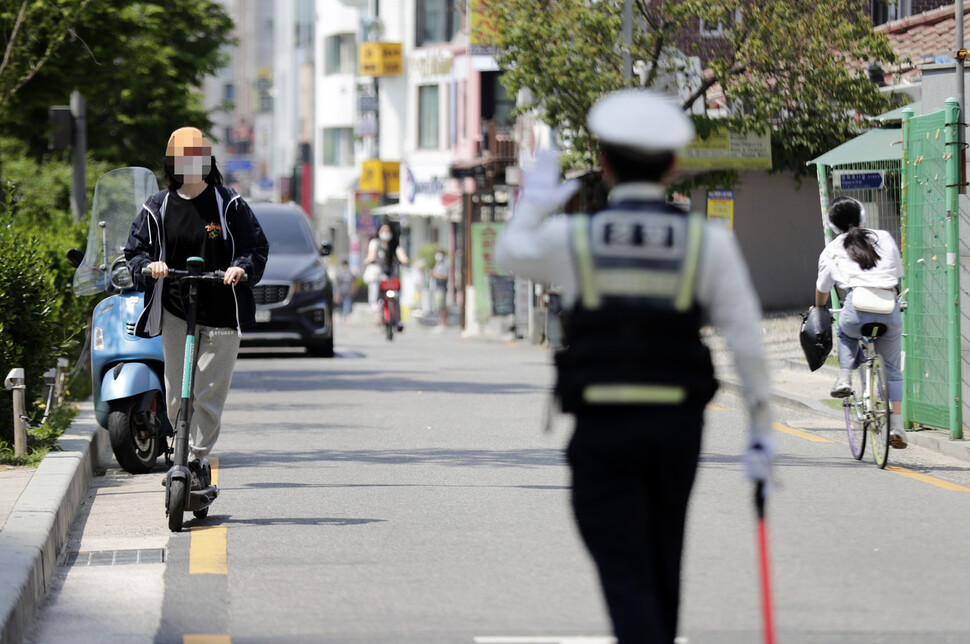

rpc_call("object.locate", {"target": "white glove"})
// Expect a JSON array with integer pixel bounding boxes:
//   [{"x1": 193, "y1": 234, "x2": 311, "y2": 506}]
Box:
[
  {"x1": 519, "y1": 150, "x2": 581, "y2": 216},
  {"x1": 744, "y1": 431, "x2": 776, "y2": 491}
]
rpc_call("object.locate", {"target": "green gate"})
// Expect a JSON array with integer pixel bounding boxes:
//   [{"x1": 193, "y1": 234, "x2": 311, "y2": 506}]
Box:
[{"x1": 900, "y1": 100, "x2": 963, "y2": 438}]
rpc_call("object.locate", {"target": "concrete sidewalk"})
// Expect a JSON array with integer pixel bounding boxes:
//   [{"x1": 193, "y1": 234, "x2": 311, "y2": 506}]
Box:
[
  {"x1": 0, "y1": 403, "x2": 104, "y2": 644},
  {"x1": 3, "y1": 312, "x2": 970, "y2": 642}
]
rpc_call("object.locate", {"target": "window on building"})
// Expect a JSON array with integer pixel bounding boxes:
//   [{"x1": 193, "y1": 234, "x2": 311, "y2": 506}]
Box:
[
  {"x1": 324, "y1": 33, "x2": 356, "y2": 75},
  {"x1": 418, "y1": 85, "x2": 440, "y2": 149},
  {"x1": 481, "y1": 72, "x2": 514, "y2": 127},
  {"x1": 322, "y1": 128, "x2": 354, "y2": 166},
  {"x1": 416, "y1": 0, "x2": 459, "y2": 47},
  {"x1": 223, "y1": 83, "x2": 235, "y2": 102},
  {"x1": 699, "y1": 9, "x2": 742, "y2": 37}
]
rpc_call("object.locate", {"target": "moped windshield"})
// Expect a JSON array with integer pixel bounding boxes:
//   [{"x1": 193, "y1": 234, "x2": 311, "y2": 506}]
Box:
[{"x1": 73, "y1": 167, "x2": 159, "y2": 296}]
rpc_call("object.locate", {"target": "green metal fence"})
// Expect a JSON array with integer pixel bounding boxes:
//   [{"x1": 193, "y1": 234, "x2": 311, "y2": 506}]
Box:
[{"x1": 901, "y1": 100, "x2": 963, "y2": 438}]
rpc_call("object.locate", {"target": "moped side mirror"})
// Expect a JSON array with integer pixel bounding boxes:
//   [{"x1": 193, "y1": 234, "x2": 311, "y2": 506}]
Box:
[
  {"x1": 320, "y1": 241, "x2": 332, "y2": 257},
  {"x1": 67, "y1": 248, "x2": 84, "y2": 268}
]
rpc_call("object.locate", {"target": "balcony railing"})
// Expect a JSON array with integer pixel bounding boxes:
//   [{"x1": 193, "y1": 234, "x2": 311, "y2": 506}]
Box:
[{"x1": 481, "y1": 120, "x2": 517, "y2": 164}]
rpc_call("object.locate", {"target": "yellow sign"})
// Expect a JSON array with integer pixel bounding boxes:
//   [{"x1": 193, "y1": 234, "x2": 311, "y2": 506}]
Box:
[
  {"x1": 360, "y1": 160, "x2": 400, "y2": 193},
  {"x1": 680, "y1": 129, "x2": 772, "y2": 170},
  {"x1": 470, "y1": 0, "x2": 499, "y2": 55},
  {"x1": 706, "y1": 189, "x2": 734, "y2": 230},
  {"x1": 359, "y1": 42, "x2": 403, "y2": 77}
]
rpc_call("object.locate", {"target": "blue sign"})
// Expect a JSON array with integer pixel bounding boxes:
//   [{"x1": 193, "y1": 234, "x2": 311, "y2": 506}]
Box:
[
  {"x1": 223, "y1": 158, "x2": 253, "y2": 173},
  {"x1": 835, "y1": 171, "x2": 884, "y2": 190}
]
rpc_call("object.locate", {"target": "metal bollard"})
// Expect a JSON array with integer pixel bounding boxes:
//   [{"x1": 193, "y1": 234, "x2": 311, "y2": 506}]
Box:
[{"x1": 4, "y1": 368, "x2": 27, "y2": 457}]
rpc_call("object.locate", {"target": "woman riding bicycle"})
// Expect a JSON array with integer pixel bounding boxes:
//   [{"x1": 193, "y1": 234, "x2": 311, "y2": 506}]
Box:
[
  {"x1": 364, "y1": 219, "x2": 409, "y2": 331},
  {"x1": 813, "y1": 196, "x2": 906, "y2": 448}
]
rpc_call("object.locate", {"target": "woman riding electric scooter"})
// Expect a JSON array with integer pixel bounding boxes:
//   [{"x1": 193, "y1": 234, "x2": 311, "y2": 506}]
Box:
[{"x1": 124, "y1": 127, "x2": 268, "y2": 507}]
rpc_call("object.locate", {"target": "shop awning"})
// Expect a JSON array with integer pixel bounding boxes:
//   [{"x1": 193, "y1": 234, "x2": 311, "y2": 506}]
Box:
[
  {"x1": 371, "y1": 200, "x2": 460, "y2": 219},
  {"x1": 808, "y1": 127, "x2": 903, "y2": 167}
]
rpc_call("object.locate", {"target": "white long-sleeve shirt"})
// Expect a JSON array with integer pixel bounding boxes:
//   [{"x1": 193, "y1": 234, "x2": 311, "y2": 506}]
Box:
[
  {"x1": 495, "y1": 182, "x2": 772, "y2": 430},
  {"x1": 816, "y1": 228, "x2": 902, "y2": 294}
]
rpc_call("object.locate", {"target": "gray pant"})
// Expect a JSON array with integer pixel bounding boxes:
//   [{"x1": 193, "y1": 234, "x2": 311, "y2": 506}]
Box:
[
  {"x1": 837, "y1": 292, "x2": 902, "y2": 402},
  {"x1": 162, "y1": 309, "x2": 240, "y2": 460}
]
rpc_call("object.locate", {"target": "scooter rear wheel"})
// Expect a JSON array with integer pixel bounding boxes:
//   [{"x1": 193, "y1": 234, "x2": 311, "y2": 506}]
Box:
[
  {"x1": 167, "y1": 479, "x2": 186, "y2": 532},
  {"x1": 108, "y1": 400, "x2": 159, "y2": 474}
]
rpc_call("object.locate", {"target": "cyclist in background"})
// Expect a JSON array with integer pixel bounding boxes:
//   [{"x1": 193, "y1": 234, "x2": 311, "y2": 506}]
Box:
[
  {"x1": 365, "y1": 218, "x2": 409, "y2": 330},
  {"x1": 814, "y1": 196, "x2": 905, "y2": 447}
]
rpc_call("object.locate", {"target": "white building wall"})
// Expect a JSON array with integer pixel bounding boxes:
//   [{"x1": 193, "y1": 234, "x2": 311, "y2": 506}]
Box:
[{"x1": 315, "y1": 1, "x2": 361, "y2": 223}]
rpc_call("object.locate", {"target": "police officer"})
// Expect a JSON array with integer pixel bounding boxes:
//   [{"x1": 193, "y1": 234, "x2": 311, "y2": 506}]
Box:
[{"x1": 496, "y1": 89, "x2": 774, "y2": 643}]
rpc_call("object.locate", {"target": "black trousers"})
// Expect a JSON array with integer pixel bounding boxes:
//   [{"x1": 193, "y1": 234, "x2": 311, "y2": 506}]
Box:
[{"x1": 567, "y1": 406, "x2": 705, "y2": 644}]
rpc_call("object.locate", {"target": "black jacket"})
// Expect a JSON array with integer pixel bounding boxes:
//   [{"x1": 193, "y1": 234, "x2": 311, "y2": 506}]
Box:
[{"x1": 124, "y1": 185, "x2": 269, "y2": 338}]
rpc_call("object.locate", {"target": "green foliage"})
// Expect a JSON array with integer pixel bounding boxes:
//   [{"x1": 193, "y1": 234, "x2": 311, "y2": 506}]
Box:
[
  {"x1": 0, "y1": 0, "x2": 235, "y2": 168},
  {"x1": 492, "y1": 0, "x2": 898, "y2": 181},
  {"x1": 0, "y1": 403, "x2": 77, "y2": 466},
  {"x1": 0, "y1": 138, "x2": 104, "y2": 448}
]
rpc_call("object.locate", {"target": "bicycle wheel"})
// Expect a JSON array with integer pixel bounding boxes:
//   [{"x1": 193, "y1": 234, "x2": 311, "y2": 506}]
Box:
[
  {"x1": 867, "y1": 356, "x2": 891, "y2": 469},
  {"x1": 844, "y1": 369, "x2": 866, "y2": 460}
]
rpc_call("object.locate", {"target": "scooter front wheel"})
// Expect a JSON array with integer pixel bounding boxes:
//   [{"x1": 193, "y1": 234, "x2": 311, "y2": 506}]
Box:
[
  {"x1": 108, "y1": 399, "x2": 159, "y2": 474},
  {"x1": 167, "y1": 479, "x2": 186, "y2": 532}
]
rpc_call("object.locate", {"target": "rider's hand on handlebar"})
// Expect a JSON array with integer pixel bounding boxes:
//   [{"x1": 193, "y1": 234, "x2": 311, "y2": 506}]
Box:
[
  {"x1": 147, "y1": 261, "x2": 169, "y2": 279},
  {"x1": 223, "y1": 266, "x2": 245, "y2": 285}
]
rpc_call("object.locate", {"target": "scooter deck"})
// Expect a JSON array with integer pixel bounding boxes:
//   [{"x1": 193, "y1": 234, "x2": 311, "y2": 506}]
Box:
[{"x1": 187, "y1": 485, "x2": 218, "y2": 511}]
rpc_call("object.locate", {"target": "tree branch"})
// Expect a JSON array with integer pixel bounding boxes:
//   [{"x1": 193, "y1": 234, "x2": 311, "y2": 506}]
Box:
[{"x1": 0, "y1": 0, "x2": 30, "y2": 81}]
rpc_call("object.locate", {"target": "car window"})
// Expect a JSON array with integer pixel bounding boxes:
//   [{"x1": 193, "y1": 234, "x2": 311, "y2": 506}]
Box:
[{"x1": 259, "y1": 213, "x2": 317, "y2": 254}]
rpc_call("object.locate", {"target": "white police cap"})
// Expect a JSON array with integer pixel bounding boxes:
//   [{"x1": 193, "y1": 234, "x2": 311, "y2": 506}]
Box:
[{"x1": 587, "y1": 89, "x2": 695, "y2": 153}]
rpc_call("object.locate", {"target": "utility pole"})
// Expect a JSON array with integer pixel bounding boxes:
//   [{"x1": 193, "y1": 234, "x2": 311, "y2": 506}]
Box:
[
  {"x1": 622, "y1": 0, "x2": 633, "y2": 83},
  {"x1": 70, "y1": 91, "x2": 87, "y2": 223},
  {"x1": 957, "y1": 0, "x2": 967, "y2": 194}
]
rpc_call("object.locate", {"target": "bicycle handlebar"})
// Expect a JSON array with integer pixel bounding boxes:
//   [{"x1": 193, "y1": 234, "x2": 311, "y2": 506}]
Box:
[{"x1": 140, "y1": 267, "x2": 248, "y2": 283}]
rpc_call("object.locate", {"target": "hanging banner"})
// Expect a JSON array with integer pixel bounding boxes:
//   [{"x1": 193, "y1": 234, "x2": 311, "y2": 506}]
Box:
[
  {"x1": 471, "y1": 222, "x2": 507, "y2": 320},
  {"x1": 680, "y1": 129, "x2": 772, "y2": 170}
]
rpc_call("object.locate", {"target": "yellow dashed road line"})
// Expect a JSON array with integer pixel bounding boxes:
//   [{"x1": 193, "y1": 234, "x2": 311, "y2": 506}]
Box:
[
  {"x1": 772, "y1": 421, "x2": 835, "y2": 443},
  {"x1": 885, "y1": 465, "x2": 970, "y2": 491},
  {"x1": 190, "y1": 525, "x2": 228, "y2": 574},
  {"x1": 183, "y1": 636, "x2": 231, "y2": 644},
  {"x1": 209, "y1": 456, "x2": 219, "y2": 486}
]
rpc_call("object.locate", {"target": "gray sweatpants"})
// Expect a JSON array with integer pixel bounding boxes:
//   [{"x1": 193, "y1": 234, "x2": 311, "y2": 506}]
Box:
[{"x1": 162, "y1": 309, "x2": 241, "y2": 460}]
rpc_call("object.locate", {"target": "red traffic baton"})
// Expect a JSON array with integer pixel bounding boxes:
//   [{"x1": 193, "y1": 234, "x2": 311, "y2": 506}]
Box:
[{"x1": 755, "y1": 481, "x2": 777, "y2": 644}]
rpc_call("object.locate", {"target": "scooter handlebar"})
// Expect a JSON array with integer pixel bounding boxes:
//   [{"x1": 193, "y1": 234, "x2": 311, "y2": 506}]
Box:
[{"x1": 140, "y1": 267, "x2": 248, "y2": 283}]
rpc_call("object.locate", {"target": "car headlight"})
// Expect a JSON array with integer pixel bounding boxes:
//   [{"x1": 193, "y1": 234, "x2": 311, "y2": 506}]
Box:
[{"x1": 295, "y1": 272, "x2": 327, "y2": 294}]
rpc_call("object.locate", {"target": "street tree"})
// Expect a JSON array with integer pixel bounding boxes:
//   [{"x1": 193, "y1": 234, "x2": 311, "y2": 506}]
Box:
[
  {"x1": 0, "y1": 0, "x2": 234, "y2": 169},
  {"x1": 490, "y1": 0, "x2": 898, "y2": 182}
]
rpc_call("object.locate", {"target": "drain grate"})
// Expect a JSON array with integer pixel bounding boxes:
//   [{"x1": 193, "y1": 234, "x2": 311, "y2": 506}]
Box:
[{"x1": 64, "y1": 548, "x2": 165, "y2": 567}]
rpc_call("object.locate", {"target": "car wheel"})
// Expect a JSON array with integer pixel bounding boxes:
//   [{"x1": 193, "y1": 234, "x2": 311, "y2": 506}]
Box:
[{"x1": 307, "y1": 337, "x2": 334, "y2": 358}]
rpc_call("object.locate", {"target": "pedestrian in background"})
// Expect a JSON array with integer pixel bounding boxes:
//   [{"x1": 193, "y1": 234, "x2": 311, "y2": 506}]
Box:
[
  {"x1": 336, "y1": 259, "x2": 356, "y2": 322},
  {"x1": 495, "y1": 90, "x2": 774, "y2": 643},
  {"x1": 431, "y1": 249, "x2": 448, "y2": 332}
]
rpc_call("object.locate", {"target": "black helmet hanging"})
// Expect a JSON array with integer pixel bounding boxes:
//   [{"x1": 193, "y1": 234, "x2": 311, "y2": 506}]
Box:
[{"x1": 799, "y1": 307, "x2": 833, "y2": 372}]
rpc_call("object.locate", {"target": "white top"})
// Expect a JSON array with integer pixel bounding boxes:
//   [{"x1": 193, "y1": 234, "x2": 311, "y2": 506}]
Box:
[
  {"x1": 816, "y1": 228, "x2": 902, "y2": 294},
  {"x1": 495, "y1": 182, "x2": 772, "y2": 430}
]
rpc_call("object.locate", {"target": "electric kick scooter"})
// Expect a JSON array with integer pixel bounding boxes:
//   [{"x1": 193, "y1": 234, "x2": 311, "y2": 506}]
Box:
[{"x1": 143, "y1": 257, "x2": 246, "y2": 532}]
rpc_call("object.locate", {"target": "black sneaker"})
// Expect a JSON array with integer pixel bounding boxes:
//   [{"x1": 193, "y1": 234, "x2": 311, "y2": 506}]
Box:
[{"x1": 188, "y1": 459, "x2": 204, "y2": 490}]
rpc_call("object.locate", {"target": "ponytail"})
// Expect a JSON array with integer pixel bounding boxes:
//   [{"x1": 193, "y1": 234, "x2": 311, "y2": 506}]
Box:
[{"x1": 843, "y1": 227, "x2": 880, "y2": 270}]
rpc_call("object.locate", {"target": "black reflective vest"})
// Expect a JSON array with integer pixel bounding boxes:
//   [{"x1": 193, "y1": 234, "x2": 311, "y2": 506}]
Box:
[{"x1": 554, "y1": 201, "x2": 718, "y2": 413}]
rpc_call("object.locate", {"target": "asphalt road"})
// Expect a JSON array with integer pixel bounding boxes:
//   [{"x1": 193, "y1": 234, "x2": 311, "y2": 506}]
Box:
[{"x1": 23, "y1": 319, "x2": 970, "y2": 643}]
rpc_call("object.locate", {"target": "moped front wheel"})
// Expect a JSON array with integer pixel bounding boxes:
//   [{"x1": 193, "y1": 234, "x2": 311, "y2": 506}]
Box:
[{"x1": 108, "y1": 398, "x2": 159, "y2": 474}]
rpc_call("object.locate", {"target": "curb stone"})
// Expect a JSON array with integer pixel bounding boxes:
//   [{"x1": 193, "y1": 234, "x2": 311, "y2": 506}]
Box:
[{"x1": 0, "y1": 402, "x2": 103, "y2": 644}]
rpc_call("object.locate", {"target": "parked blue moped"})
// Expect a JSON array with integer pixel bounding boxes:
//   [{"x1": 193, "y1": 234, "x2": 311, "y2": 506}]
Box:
[{"x1": 67, "y1": 167, "x2": 170, "y2": 473}]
